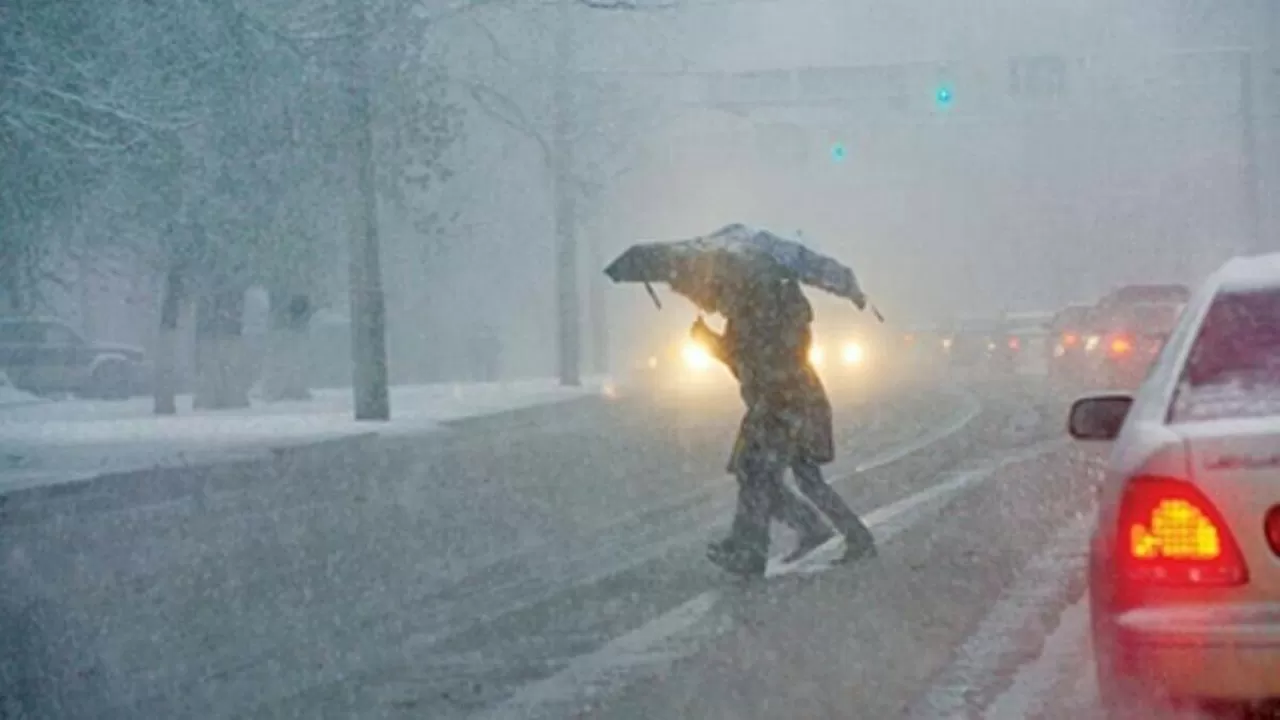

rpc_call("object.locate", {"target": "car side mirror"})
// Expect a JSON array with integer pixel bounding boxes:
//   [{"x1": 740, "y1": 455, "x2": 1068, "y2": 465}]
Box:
[{"x1": 1068, "y1": 394, "x2": 1133, "y2": 441}]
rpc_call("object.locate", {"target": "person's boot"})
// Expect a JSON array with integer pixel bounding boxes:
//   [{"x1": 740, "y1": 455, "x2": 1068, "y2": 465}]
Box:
[
  {"x1": 707, "y1": 537, "x2": 739, "y2": 557},
  {"x1": 838, "y1": 527, "x2": 877, "y2": 564},
  {"x1": 706, "y1": 541, "x2": 766, "y2": 578},
  {"x1": 782, "y1": 526, "x2": 835, "y2": 564}
]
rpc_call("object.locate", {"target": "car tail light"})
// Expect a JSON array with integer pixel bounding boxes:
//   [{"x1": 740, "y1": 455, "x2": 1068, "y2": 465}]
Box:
[
  {"x1": 1007, "y1": 337, "x2": 1020, "y2": 351},
  {"x1": 1265, "y1": 506, "x2": 1280, "y2": 557},
  {"x1": 1108, "y1": 334, "x2": 1135, "y2": 357},
  {"x1": 1117, "y1": 476, "x2": 1247, "y2": 588},
  {"x1": 1062, "y1": 332, "x2": 1079, "y2": 347}
]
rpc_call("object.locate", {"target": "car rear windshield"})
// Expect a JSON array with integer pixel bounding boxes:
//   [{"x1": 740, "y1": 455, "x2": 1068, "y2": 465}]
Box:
[
  {"x1": 1120, "y1": 302, "x2": 1183, "y2": 332},
  {"x1": 1051, "y1": 307, "x2": 1089, "y2": 329},
  {"x1": 1171, "y1": 288, "x2": 1280, "y2": 422}
]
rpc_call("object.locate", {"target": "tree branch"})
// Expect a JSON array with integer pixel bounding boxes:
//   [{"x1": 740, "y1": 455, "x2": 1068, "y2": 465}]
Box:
[
  {"x1": 463, "y1": 81, "x2": 552, "y2": 160},
  {"x1": 465, "y1": 15, "x2": 515, "y2": 67},
  {"x1": 6, "y1": 71, "x2": 188, "y2": 133},
  {"x1": 418, "y1": 0, "x2": 511, "y2": 26}
]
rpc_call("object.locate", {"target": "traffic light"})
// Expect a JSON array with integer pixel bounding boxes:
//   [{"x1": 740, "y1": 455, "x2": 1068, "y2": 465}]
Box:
[
  {"x1": 934, "y1": 85, "x2": 954, "y2": 108},
  {"x1": 830, "y1": 142, "x2": 847, "y2": 163}
]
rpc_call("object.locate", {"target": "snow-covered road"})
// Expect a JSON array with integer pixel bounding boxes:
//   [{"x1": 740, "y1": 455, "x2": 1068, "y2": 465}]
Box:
[{"x1": 0, "y1": 375, "x2": 1101, "y2": 719}]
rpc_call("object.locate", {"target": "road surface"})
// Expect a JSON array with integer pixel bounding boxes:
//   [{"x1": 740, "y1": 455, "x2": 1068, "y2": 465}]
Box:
[{"x1": 0, "y1": 372, "x2": 1101, "y2": 719}]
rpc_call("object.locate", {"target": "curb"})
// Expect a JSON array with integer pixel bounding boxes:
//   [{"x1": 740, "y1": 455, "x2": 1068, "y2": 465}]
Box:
[
  {"x1": 0, "y1": 431, "x2": 383, "y2": 515},
  {"x1": 438, "y1": 393, "x2": 603, "y2": 432}
]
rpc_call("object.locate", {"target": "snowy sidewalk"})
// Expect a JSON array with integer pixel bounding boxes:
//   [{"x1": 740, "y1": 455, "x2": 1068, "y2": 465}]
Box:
[{"x1": 0, "y1": 379, "x2": 605, "y2": 494}]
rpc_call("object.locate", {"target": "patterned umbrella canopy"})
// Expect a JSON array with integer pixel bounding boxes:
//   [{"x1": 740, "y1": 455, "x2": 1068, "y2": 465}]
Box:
[{"x1": 604, "y1": 224, "x2": 879, "y2": 318}]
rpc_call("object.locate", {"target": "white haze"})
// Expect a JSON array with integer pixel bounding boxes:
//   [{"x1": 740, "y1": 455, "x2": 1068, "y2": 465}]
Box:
[{"x1": 24, "y1": 0, "x2": 1278, "y2": 384}]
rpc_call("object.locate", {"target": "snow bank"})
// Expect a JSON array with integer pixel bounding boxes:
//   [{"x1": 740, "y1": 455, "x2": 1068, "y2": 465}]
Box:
[
  {"x1": 0, "y1": 372, "x2": 41, "y2": 408},
  {"x1": 0, "y1": 378, "x2": 604, "y2": 493},
  {"x1": 0, "y1": 386, "x2": 41, "y2": 408}
]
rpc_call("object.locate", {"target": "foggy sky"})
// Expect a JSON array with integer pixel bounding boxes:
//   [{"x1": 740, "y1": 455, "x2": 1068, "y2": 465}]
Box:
[{"x1": 35, "y1": 0, "x2": 1279, "y2": 381}]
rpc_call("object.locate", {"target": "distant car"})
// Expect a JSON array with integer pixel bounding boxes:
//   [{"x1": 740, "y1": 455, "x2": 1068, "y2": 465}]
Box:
[
  {"x1": 629, "y1": 319, "x2": 871, "y2": 392},
  {"x1": 1088, "y1": 300, "x2": 1186, "y2": 390},
  {"x1": 808, "y1": 321, "x2": 880, "y2": 382},
  {"x1": 1095, "y1": 283, "x2": 1190, "y2": 309},
  {"x1": 1001, "y1": 311, "x2": 1054, "y2": 376},
  {"x1": 1048, "y1": 303, "x2": 1095, "y2": 384},
  {"x1": 896, "y1": 323, "x2": 947, "y2": 367},
  {"x1": 0, "y1": 316, "x2": 149, "y2": 399},
  {"x1": 1069, "y1": 255, "x2": 1280, "y2": 716},
  {"x1": 942, "y1": 318, "x2": 1012, "y2": 373},
  {"x1": 626, "y1": 329, "x2": 733, "y2": 393}
]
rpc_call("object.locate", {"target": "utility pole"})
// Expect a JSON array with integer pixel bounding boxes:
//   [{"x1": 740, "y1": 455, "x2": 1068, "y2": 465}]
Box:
[
  {"x1": 553, "y1": 0, "x2": 582, "y2": 386},
  {"x1": 347, "y1": 0, "x2": 390, "y2": 420},
  {"x1": 1239, "y1": 49, "x2": 1263, "y2": 254},
  {"x1": 587, "y1": 219, "x2": 608, "y2": 376}
]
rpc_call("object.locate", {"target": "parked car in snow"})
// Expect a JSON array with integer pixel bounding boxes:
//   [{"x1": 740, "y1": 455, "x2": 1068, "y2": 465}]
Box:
[{"x1": 0, "y1": 316, "x2": 149, "y2": 399}]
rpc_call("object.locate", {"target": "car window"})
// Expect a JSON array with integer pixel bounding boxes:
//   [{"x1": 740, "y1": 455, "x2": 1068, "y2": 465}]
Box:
[
  {"x1": 1121, "y1": 302, "x2": 1183, "y2": 333},
  {"x1": 1170, "y1": 288, "x2": 1280, "y2": 423},
  {"x1": 42, "y1": 323, "x2": 81, "y2": 346},
  {"x1": 1051, "y1": 308, "x2": 1087, "y2": 331}
]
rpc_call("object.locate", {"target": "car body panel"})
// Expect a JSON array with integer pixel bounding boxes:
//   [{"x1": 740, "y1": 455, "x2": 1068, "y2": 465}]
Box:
[{"x1": 0, "y1": 316, "x2": 146, "y2": 397}]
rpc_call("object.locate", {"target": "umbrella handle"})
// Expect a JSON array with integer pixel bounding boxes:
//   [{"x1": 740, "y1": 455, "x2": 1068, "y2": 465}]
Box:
[
  {"x1": 870, "y1": 303, "x2": 885, "y2": 323},
  {"x1": 644, "y1": 282, "x2": 663, "y2": 310}
]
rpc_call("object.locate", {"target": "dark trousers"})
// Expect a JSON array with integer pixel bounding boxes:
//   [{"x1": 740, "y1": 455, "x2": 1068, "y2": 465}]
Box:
[
  {"x1": 728, "y1": 452, "x2": 873, "y2": 560},
  {"x1": 791, "y1": 459, "x2": 875, "y2": 547},
  {"x1": 728, "y1": 445, "x2": 822, "y2": 560}
]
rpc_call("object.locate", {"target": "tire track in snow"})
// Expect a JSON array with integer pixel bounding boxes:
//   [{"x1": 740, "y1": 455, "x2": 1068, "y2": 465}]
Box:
[
  {"x1": 984, "y1": 596, "x2": 1093, "y2": 719},
  {"x1": 905, "y1": 511, "x2": 1093, "y2": 720}
]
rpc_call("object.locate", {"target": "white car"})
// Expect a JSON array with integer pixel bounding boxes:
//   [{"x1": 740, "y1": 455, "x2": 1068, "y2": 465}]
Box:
[{"x1": 1070, "y1": 255, "x2": 1280, "y2": 717}]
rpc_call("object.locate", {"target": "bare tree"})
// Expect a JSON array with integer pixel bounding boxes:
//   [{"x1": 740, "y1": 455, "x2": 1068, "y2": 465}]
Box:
[
  {"x1": 457, "y1": 1, "x2": 677, "y2": 383},
  {"x1": 0, "y1": 0, "x2": 194, "y2": 314}
]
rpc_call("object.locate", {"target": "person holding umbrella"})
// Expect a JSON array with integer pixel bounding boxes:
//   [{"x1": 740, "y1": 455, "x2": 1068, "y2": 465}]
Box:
[
  {"x1": 605, "y1": 224, "x2": 883, "y2": 577},
  {"x1": 673, "y1": 270, "x2": 876, "y2": 576}
]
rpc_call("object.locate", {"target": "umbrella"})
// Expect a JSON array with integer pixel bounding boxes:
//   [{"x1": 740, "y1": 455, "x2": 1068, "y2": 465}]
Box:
[{"x1": 604, "y1": 224, "x2": 884, "y2": 321}]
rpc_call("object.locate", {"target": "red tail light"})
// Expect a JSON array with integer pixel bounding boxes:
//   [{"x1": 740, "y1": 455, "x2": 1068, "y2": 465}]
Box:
[
  {"x1": 1265, "y1": 506, "x2": 1280, "y2": 557},
  {"x1": 1007, "y1": 337, "x2": 1020, "y2": 351},
  {"x1": 1108, "y1": 334, "x2": 1134, "y2": 357},
  {"x1": 1117, "y1": 476, "x2": 1247, "y2": 589},
  {"x1": 1062, "y1": 332, "x2": 1079, "y2": 347}
]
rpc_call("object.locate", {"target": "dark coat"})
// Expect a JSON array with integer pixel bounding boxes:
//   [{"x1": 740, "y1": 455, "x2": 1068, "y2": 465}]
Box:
[{"x1": 700, "y1": 280, "x2": 835, "y2": 473}]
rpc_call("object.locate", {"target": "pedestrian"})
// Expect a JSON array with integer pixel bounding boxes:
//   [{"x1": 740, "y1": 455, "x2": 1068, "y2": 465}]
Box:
[{"x1": 673, "y1": 270, "x2": 876, "y2": 577}]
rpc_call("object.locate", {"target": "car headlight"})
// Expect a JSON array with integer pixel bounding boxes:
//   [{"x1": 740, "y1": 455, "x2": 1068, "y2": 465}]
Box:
[
  {"x1": 941, "y1": 337, "x2": 953, "y2": 351},
  {"x1": 808, "y1": 345, "x2": 825, "y2": 367},
  {"x1": 682, "y1": 342, "x2": 713, "y2": 371},
  {"x1": 1085, "y1": 335, "x2": 1101, "y2": 352},
  {"x1": 647, "y1": 356, "x2": 659, "y2": 369},
  {"x1": 841, "y1": 342, "x2": 865, "y2": 365}
]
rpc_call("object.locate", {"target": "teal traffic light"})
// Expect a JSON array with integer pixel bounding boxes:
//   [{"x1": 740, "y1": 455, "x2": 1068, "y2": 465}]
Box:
[
  {"x1": 830, "y1": 142, "x2": 847, "y2": 163},
  {"x1": 934, "y1": 85, "x2": 954, "y2": 108}
]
